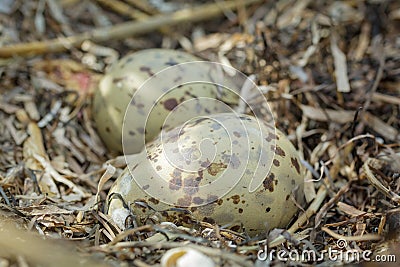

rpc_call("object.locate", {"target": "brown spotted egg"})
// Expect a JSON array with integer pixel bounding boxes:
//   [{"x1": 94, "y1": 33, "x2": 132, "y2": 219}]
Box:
[
  {"x1": 106, "y1": 113, "x2": 304, "y2": 236},
  {"x1": 92, "y1": 49, "x2": 238, "y2": 154}
]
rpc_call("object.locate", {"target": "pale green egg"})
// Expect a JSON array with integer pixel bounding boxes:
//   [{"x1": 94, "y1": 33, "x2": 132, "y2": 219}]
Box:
[
  {"x1": 107, "y1": 113, "x2": 305, "y2": 236},
  {"x1": 92, "y1": 49, "x2": 238, "y2": 154}
]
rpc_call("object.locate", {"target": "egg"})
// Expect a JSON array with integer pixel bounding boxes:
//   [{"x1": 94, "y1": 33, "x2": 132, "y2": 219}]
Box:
[
  {"x1": 106, "y1": 113, "x2": 305, "y2": 236},
  {"x1": 92, "y1": 49, "x2": 238, "y2": 154}
]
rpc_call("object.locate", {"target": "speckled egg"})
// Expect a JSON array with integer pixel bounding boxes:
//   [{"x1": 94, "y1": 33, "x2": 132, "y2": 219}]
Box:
[
  {"x1": 106, "y1": 113, "x2": 305, "y2": 236},
  {"x1": 92, "y1": 49, "x2": 238, "y2": 154}
]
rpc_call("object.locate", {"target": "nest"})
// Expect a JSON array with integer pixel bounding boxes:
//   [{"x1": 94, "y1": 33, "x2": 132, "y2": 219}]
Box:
[{"x1": 0, "y1": 0, "x2": 399, "y2": 266}]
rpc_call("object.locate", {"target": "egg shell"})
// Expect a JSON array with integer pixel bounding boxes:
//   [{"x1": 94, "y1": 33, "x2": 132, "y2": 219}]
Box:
[
  {"x1": 161, "y1": 247, "x2": 215, "y2": 267},
  {"x1": 106, "y1": 113, "x2": 304, "y2": 236},
  {"x1": 92, "y1": 49, "x2": 238, "y2": 154}
]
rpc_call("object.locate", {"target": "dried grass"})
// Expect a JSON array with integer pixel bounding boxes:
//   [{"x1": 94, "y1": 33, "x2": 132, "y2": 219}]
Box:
[{"x1": 0, "y1": 0, "x2": 399, "y2": 266}]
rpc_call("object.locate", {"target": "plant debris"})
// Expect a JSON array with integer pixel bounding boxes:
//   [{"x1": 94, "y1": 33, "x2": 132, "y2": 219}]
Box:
[{"x1": 0, "y1": 0, "x2": 399, "y2": 266}]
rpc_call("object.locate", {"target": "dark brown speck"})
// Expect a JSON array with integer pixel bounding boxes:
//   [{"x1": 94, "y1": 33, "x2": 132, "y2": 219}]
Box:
[
  {"x1": 231, "y1": 195, "x2": 240, "y2": 204},
  {"x1": 137, "y1": 127, "x2": 145, "y2": 134},
  {"x1": 207, "y1": 195, "x2": 219, "y2": 203},
  {"x1": 163, "y1": 98, "x2": 178, "y2": 111},
  {"x1": 139, "y1": 66, "x2": 154, "y2": 76},
  {"x1": 149, "y1": 197, "x2": 159, "y2": 204},
  {"x1": 207, "y1": 162, "x2": 227, "y2": 176},
  {"x1": 233, "y1": 131, "x2": 241, "y2": 138},
  {"x1": 183, "y1": 176, "x2": 200, "y2": 195},
  {"x1": 142, "y1": 184, "x2": 150, "y2": 190},
  {"x1": 177, "y1": 195, "x2": 192, "y2": 206},
  {"x1": 263, "y1": 173, "x2": 275, "y2": 192},
  {"x1": 291, "y1": 157, "x2": 301, "y2": 174},
  {"x1": 265, "y1": 132, "x2": 278, "y2": 142},
  {"x1": 193, "y1": 197, "x2": 204, "y2": 205},
  {"x1": 169, "y1": 176, "x2": 182, "y2": 191},
  {"x1": 275, "y1": 145, "x2": 286, "y2": 157}
]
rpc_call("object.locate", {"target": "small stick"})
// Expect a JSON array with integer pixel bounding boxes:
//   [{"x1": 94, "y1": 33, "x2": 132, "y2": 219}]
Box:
[
  {"x1": 95, "y1": 0, "x2": 174, "y2": 36},
  {"x1": 268, "y1": 185, "x2": 328, "y2": 247},
  {"x1": 95, "y1": 0, "x2": 149, "y2": 20},
  {"x1": 321, "y1": 226, "x2": 382, "y2": 242},
  {"x1": 0, "y1": 0, "x2": 263, "y2": 58},
  {"x1": 124, "y1": 0, "x2": 158, "y2": 14}
]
